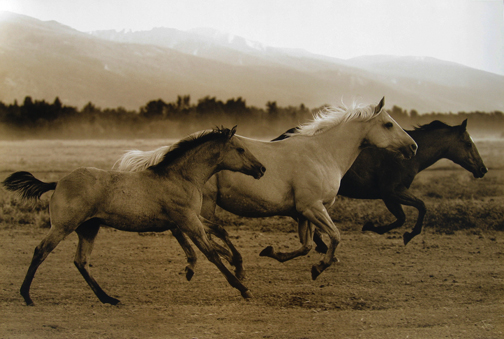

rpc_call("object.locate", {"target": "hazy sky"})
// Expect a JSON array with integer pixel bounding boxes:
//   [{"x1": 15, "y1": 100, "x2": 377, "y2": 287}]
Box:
[{"x1": 1, "y1": 0, "x2": 503, "y2": 75}]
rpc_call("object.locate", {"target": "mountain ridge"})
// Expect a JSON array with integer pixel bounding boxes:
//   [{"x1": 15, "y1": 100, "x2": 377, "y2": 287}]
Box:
[{"x1": 0, "y1": 11, "x2": 502, "y2": 113}]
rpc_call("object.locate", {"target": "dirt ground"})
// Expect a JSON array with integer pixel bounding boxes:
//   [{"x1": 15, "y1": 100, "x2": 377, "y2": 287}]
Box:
[
  {"x1": 1, "y1": 138, "x2": 503, "y2": 338},
  {"x1": 1, "y1": 223, "x2": 502, "y2": 339}
]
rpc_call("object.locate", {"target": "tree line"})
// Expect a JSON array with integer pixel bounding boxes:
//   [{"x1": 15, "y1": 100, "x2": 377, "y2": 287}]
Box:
[{"x1": 0, "y1": 95, "x2": 502, "y2": 139}]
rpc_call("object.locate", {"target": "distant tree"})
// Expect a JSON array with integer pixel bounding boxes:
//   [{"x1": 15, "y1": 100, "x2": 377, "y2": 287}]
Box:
[
  {"x1": 196, "y1": 96, "x2": 224, "y2": 115},
  {"x1": 82, "y1": 102, "x2": 99, "y2": 115},
  {"x1": 23, "y1": 96, "x2": 33, "y2": 107},
  {"x1": 140, "y1": 99, "x2": 167, "y2": 119},
  {"x1": 176, "y1": 95, "x2": 191, "y2": 111},
  {"x1": 266, "y1": 101, "x2": 278, "y2": 115},
  {"x1": 53, "y1": 97, "x2": 62, "y2": 110}
]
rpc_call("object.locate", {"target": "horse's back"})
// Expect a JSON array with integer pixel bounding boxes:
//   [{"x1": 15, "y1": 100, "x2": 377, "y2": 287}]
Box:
[{"x1": 55, "y1": 167, "x2": 108, "y2": 196}]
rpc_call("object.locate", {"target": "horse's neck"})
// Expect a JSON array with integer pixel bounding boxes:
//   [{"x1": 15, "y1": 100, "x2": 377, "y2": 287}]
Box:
[
  {"x1": 312, "y1": 121, "x2": 369, "y2": 174},
  {"x1": 409, "y1": 129, "x2": 451, "y2": 171},
  {"x1": 164, "y1": 143, "x2": 220, "y2": 187}
]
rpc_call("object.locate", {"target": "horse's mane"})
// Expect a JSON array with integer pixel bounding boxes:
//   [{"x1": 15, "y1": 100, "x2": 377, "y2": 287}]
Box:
[
  {"x1": 293, "y1": 101, "x2": 379, "y2": 137},
  {"x1": 114, "y1": 127, "x2": 235, "y2": 173},
  {"x1": 113, "y1": 146, "x2": 171, "y2": 172},
  {"x1": 412, "y1": 120, "x2": 450, "y2": 131}
]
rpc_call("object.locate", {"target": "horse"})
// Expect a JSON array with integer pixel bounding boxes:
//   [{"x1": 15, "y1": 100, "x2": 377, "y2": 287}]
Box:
[
  {"x1": 115, "y1": 97, "x2": 418, "y2": 280},
  {"x1": 2, "y1": 126, "x2": 266, "y2": 306},
  {"x1": 275, "y1": 119, "x2": 487, "y2": 248}
]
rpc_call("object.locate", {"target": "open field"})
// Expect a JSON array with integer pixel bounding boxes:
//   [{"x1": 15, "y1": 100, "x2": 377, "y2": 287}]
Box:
[{"x1": 1, "y1": 138, "x2": 503, "y2": 338}]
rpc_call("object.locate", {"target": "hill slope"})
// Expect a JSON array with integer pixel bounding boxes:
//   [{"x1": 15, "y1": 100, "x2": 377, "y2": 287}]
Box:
[{"x1": 0, "y1": 11, "x2": 502, "y2": 112}]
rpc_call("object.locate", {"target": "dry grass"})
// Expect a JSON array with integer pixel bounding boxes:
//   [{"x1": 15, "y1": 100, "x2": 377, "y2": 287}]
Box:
[{"x1": 1, "y1": 139, "x2": 503, "y2": 233}]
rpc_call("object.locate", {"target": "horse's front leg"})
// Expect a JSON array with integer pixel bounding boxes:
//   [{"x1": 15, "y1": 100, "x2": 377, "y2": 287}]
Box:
[
  {"x1": 178, "y1": 213, "x2": 252, "y2": 299},
  {"x1": 313, "y1": 229, "x2": 328, "y2": 254},
  {"x1": 170, "y1": 228, "x2": 197, "y2": 281},
  {"x1": 364, "y1": 188, "x2": 426, "y2": 245},
  {"x1": 298, "y1": 202, "x2": 341, "y2": 280},
  {"x1": 260, "y1": 217, "x2": 315, "y2": 262},
  {"x1": 362, "y1": 199, "x2": 406, "y2": 234},
  {"x1": 200, "y1": 217, "x2": 245, "y2": 280}
]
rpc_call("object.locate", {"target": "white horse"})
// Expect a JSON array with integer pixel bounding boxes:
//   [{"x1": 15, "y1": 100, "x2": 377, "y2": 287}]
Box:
[{"x1": 116, "y1": 98, "x2": 417, "y2": 279}]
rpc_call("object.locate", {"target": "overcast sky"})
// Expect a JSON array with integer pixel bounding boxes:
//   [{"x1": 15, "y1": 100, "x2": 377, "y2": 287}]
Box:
[{"x1": 1, "y1": 0, "x2": 503, "y2": 75}]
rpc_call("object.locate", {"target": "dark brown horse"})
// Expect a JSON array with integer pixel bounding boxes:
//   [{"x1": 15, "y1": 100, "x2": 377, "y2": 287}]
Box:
[{"x1": 275, "y1": 119, "x2": 487, "y2": 247}]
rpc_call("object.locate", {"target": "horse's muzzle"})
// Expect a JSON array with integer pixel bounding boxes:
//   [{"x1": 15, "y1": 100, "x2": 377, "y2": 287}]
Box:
[
  {"x1": 473, "y1": 166, "x2": 488, "y2": 178},
  {"x1": 398, "y1": 143, "x2": 417, "y2": 160},
  {"x1": 252, "y1": 165, "x2": 266, "y2": 179}
]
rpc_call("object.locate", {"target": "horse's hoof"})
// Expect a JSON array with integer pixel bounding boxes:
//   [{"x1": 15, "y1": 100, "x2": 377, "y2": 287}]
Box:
[
  {"x1": 362, "y1": 222, "x2": 374, "y2": 232},
  {"x1": 403, "y1": 232, "x2": 414, "y2": 246},
  {"x1": 241, "y1": 290, "x2": 253, "y2": 299},
  {"x1": 311, "y1": 266, "x2": 322, "y2": 280},
  {"x1": 185, "y1": 267, "x2": 194, "y2": 281},
  {"x1": 22, "y1": 297, "x2": 34, "y2": 306},
  {"x1": 236, "y1": 270, "x2": 245, "y2": 281},
  {"x1": 259, "y1": 246, "x2": 274, "y2": 257},
  {"x1": 103, "y1": 297, "x2": 121, "y2": 305}
]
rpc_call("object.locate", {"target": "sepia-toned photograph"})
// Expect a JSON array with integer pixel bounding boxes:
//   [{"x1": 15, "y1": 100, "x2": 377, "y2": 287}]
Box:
[{"x1": 0, "y1": 1, "x2": 502, "y2": 338}]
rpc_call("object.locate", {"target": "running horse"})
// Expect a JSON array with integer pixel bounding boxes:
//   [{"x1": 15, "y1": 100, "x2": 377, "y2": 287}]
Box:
[
  {"x1": 337, "y1": 119, "x2": 487, "y2": 244},
  {"x1": 2, "y1": 127, "x2": 265, "y2": 306},
  {"x1": 115, "y1": 97, "x2": 418, "y2": 280},
  {"x1": 275, "y1": 119, "x2": 487, "y2": 248}
]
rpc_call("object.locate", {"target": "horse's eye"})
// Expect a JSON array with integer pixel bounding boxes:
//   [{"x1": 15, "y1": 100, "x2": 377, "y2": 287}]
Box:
[
  {"x1": 237, "y1": 148, "x2": 245, "y2": 154},
  {"x1": 384, "y1": 122, "x2": 394, "y2": 129},
  {"x1": 466, "y1": 142, "x2": 472, "y2": 149}
]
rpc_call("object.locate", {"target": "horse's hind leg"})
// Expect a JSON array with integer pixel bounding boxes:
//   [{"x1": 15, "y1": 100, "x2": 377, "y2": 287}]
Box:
[
  {"x1": 171, "y1": 228, "x2": 197, "y2": 281},
  {"x1": 402, "y1": 198, "x2": 426, "y2": 246},
  {"x1": 20, "y1": 228, "x2": 68, "y2": 306},
  {"x1": 74, "y1": 220, "x2": 119, "y2": 305}
]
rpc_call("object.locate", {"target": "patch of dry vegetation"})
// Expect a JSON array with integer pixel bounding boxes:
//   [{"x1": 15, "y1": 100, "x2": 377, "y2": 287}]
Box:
[{"x1": 1, "y1": 139, "x2": 503, "y2": 234}]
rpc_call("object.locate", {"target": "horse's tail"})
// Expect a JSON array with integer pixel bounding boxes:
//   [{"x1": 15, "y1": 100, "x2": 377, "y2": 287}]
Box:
[{"x1": 2, "y1": 171, "x2": 57, "y2": 200}]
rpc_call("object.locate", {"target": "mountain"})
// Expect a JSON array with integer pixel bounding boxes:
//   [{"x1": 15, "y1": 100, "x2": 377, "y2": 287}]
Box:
[{"x1": 1, "y1": 11, "x2": 503, "y2": 113}]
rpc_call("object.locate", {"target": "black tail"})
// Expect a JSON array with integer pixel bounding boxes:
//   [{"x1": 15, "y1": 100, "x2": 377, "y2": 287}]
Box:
[{"x1": 2, "y1": 171, "x2": 57, "y2": 200}]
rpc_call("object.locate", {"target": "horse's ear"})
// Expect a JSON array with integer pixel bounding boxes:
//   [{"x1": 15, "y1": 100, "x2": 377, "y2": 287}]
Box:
[
  {"x1": 230, "y1": 125, "x2": 237, "y2": 137},
  {"x1": 374, "y1": 97, "x2": 385, "y2": 114},
  {"x1": 460, "y1": 119, "x2": 467, "y2": 131}
]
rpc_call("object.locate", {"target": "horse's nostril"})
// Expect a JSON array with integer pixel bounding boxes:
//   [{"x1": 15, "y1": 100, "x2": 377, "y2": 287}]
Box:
[
  {"x1": 411, "y1": 143, "x2": 418, "y2": 151},
  {"x1": 481, "y1": 167, "x2": 488, "y2": 174},
  {"x1": 261, "y1": 166, "x2": 266, "y2": 173}
]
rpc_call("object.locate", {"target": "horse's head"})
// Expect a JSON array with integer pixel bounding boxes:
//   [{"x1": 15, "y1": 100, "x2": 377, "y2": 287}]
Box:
[
  {"x1": 446, "y1": 119, "x2": 488, "y2": 178},
  {"x1": 219, "y1": 126, "x2": 266, "y2": 179},
  {"x1": 364, "y1": 97, "x2": 417, "y2": 159}
]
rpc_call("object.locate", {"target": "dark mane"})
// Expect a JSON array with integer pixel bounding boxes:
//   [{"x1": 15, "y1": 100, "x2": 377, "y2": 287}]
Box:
[
  {"x1": 149, "y1": 126, "x2": 236, "y2": 173},
  {"x1": 412, "y1": 120, "x2": 450, "y2": 131}
]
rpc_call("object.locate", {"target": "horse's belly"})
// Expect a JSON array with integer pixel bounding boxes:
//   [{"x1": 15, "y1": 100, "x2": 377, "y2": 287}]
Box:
[
  {"x1": 217, "y1": 185, "x2": 295, "y2": 217},
  {"x1": 98, "y1": 211, "x2": 175, "y2": 232}
]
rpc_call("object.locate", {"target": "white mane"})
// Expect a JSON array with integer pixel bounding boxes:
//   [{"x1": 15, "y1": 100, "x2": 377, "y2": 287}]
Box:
[
  {"x1": 115, "y1": 101, "x2": 381, "y2": 172},
  {"x1": 293, "y1": 101, "x2": 379, "y2": 137},
  {"x1": 113, "y1": 145, "x2": 171, "y2": 172}
]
